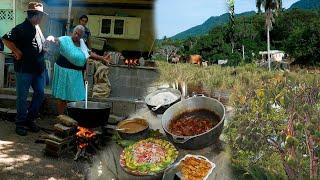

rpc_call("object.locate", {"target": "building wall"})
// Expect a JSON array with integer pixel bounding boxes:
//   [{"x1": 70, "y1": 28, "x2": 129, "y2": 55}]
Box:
[
  {"x1": 107, "y1": 65, "x2": 158, "y2": 99},
  {"x1": 47, "y1": 6, "x2": 155, "y2": 52}
]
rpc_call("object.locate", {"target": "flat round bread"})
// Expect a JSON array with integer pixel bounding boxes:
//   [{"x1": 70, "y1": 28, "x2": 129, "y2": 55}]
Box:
[{"x1": 120, "y1": 138, "x2": 178, "y2": 176}]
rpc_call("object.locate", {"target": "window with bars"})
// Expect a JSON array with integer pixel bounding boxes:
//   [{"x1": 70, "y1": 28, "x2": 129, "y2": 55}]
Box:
[
  {"x1": 114, "y1": 19, "x2": 124, "y2": 35},
  {"x1": 0, "y1": 9, "x2": 14, "y2": 21},
  {"x1": 101, "y1": 19, "x2": 111, "y2": 34}
]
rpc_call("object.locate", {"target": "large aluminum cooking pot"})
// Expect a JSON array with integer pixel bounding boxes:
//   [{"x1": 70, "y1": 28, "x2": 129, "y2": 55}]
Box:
[
  {"x1": 67, "y1": 101, "x2": 111, "y2": 128},
  {"x1": 162, "y1": 96, "x2": 225, "y2": 149},
  {"x1": 145, "y1": 88, "x2": 181, "y2": 114}
]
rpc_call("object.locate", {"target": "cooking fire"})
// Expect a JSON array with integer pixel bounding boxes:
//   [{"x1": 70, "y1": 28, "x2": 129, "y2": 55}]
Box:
[
  {"x1": 74, "y1": 126, "x2": 100, "y2": 160},
  {"x1": 124, "y1": 59, "x2": 139, "y2": 68},
  {"x1": 76, "y1": 126, "x2": 97, "y2": 149}
]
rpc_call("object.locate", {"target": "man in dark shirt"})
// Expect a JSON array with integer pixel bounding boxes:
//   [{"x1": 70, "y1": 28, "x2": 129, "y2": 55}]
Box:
[
  {"x1": 2, "y1": 2, "x2": 47, "y2": 136},
  {"x1": 72, "y1": 15, "x2": 91, "y2": 49}
]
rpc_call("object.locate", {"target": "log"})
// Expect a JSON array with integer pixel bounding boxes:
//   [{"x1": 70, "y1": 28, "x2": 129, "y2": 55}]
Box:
[
  {"x1": 56, "y1": 115, "x2": 78, "y2": 127},
  {"x1": 44, "y1": 138, "x2": 75, "y2": 157},
  {"x1": 54, "y1": 123, "x2": 76, "y2": 138},
  {"x1": 40, "y1": 134, "x2": 74, "y2": 143}
]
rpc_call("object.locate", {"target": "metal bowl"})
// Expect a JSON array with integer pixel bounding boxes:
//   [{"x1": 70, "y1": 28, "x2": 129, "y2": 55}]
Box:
[{"x1": 117, "y1": 118, "x2": 149, "y2": 141}]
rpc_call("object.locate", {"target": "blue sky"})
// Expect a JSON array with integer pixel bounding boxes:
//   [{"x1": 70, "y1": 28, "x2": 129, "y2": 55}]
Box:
[{"x1": 155, "y1": 0, "x2": 300, "y2": 38}]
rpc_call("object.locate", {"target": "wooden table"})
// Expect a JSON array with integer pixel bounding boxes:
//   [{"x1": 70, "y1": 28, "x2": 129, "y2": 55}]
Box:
[{"x1": 87, "y1": 107, "x2": 235, "y2": 180}]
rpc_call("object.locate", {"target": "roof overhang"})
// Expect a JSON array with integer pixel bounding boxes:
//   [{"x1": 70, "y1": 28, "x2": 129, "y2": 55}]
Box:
[
  {"x1": 259, "y1": 50, "x2": 285, "y2": 55},
  {"x1": 43, "y1": 0, "x2": 155, "y2": 9}
]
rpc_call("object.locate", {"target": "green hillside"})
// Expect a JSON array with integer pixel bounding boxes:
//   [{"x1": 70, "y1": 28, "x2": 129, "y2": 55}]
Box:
[
  {"x1": 171, "y1": 11, "x2": 255, "y2": 40},
  {"x1": 289, "y1": 0, "x2": 320, "y2": 10},
  {"x1": 170, "y1": 0, "x2": 320, "y2": 40}
]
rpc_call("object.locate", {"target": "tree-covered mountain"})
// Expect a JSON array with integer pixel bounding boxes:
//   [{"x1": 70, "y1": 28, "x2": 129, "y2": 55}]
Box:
[
  {"x1": 170, "y1": 0, "x2": 320, "y2": 40},
  {"x1": 289, "y1": 0, "x2": 320, "y2": 10},
  {"x1": 171, "y1": 11, "x2": 255, "y2": 40},
  {"x1": 176, "y1": 9, "x2": 320, "y2": 65}
]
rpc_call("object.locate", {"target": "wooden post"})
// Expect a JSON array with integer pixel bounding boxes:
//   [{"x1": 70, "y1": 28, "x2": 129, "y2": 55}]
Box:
[
  {"x1": 66, "y1": 0, "x2": 72, "y2": 35},
  {"x1": 242, "y1": 45, "x2": 245, "y2": 60},
  {"x1": 0, "y1": 52, "x2": 5, "y2": 88},
  {"x1": 148, "y1": 39, "x2": 155, "y2": 58}
]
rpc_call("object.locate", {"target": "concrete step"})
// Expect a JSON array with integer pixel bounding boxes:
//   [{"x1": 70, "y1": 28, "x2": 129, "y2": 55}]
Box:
[
  {"x1": 0, "y1": 88, "x2": 57, "y2": 115},
  {"x1": 0, "y1": 88, "x2": 148, "y2": 117},
  {"x1": 0, "y1": 93, "x2": 58, "y2": 115},
  {"x1": 0, "y1": 107, "x2": 16, "y2": 121},
  {"x1": 0, "y1": 94, "x2": 32, "y2": 109},
  {"x1": 0, "y1": 88, "x2": 52, "y2": 97},
  {"x1": 0, "y1": 106, "x2": 125, "y2": 125},
  {"x1": 0, "y1": 88, "x2": 17, "y2": 96}
]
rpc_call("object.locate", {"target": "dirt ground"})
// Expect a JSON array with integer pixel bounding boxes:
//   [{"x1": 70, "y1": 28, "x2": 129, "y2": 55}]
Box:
[{"x1": 0, "y1": 117, "x2": 87, "y2": 180}]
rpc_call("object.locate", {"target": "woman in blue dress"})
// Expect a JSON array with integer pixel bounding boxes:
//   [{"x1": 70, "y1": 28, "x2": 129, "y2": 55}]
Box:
[{"x1": 48, "y1": 25, "x2": 110, "y2": 114}]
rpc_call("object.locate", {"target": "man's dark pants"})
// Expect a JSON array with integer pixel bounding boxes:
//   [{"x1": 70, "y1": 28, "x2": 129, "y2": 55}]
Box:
[{"x1": 15, "y1": 71, "x2": 45, "y2": 127}]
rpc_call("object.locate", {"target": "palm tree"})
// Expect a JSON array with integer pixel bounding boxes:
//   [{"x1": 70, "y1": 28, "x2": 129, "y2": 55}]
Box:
[{"x1": 256, "y1": 0, "x2": 282, "y2": 71}]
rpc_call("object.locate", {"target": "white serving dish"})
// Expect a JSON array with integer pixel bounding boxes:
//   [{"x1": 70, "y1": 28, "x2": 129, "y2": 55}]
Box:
[{"x1": 176, "y1": 154, "x2": 216, "y2": 180}]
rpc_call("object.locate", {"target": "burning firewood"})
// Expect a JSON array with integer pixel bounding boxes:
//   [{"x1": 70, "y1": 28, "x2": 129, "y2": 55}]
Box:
[
  {"x1": 74, "y1": 126, "x2": 99, "y2": 161},
  {"x1": 54, "y1": 123, "x2": 76, "y2": 138},
  {"x1": 76, "y1": 126, "x2": 96, "y2": 139},
  {"x1": 56, "y1": 115, "x2": 78, "y2": 127}
]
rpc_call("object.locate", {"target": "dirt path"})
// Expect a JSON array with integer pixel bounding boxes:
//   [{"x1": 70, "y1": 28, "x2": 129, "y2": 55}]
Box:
[{"x1": 0, "y1": 117, "x2": 86, "y2": 180}]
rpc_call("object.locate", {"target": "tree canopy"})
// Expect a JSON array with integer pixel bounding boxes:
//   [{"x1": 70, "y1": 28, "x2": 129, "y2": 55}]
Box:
[{"x1": 156, "y1": 9, "x2": 320, "y2": 66}]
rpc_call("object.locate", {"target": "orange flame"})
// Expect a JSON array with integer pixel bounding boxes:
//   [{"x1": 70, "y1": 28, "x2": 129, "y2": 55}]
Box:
[
  {"x1": 76, "y1": 126, "x2": 96, "y2": 139},
  {"x1": 124, "y1": 59, "x2": 139, "y2": 66},
  {"x1": 76, "y1": 127, "x2": 96, "y2": 149}
]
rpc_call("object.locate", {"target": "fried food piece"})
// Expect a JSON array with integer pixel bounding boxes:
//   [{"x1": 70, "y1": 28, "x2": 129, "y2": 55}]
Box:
[{"x1": 179, "y1": 156, "x2": 212, "y2": 180}]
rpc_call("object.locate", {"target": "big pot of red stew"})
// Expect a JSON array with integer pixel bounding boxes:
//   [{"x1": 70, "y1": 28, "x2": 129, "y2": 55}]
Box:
[{"x1": 161, "y1": 96, "x2": 225, "y2": 149}]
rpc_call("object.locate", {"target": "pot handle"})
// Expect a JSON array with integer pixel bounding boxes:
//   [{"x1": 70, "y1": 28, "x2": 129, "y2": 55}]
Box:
[
  {"x1": 186, "y1": 93, "x2": 206, "y2": 99},
  {"x1": 105, "y1": 124, "x2": 117, "y2": 130},
  {"x1": 152, "y1": 103, "x2": 163, "y2": 111},
  {"x1": 171, "y1": 135, "x2": 192, "y2": 144},
  {"x1": 192, "y1": 92, "x2": 205, "y2": 97}
]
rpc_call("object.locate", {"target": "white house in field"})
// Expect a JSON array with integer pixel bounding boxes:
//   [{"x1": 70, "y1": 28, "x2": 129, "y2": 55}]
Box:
[{"x1": 259, "y1": 50, "x2": 286, "y2": 62}]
